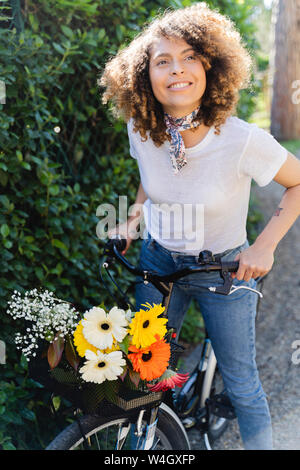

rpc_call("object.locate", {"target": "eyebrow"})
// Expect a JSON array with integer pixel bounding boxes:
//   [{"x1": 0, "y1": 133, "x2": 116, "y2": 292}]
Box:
[{"x1": 152, "y1": 47, "x2": 195, "y2": 60}]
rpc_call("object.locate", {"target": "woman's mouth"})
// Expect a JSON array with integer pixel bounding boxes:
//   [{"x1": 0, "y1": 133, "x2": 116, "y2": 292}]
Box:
[{"x1": 167, "y1": 82, "x2": 192, "y2": 91}]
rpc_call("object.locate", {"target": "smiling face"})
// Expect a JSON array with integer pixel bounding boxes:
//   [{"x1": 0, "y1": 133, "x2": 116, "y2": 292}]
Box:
[{"x1": 149, "y1": 36, "x2": 207, "y2": 118}]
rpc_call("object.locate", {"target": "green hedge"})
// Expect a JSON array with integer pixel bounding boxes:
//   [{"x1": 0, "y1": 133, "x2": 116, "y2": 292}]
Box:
[{"x1": 0, "y1": 0, "x2": 262, "y2": 449}]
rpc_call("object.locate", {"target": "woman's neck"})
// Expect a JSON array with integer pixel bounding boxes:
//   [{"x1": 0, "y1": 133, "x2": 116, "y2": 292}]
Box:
[{"x1": 180, "y1": 123, "x2": 211, "y2": 148}]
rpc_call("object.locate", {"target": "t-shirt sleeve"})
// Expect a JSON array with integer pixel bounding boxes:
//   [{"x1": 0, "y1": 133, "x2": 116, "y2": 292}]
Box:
[
  {"x1": 237, "y1": 124, "x2": 288, "y2": 187},
  {"x1": 127, "y1": 119, "x2": 138, "y2": 160}
]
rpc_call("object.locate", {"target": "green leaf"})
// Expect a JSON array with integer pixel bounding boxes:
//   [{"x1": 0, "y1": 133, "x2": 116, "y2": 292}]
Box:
[
  {"x1": 119, "y1": 367, "x2": 127, "y2": 382},
  {"x1": 21, "y1": 161, "x2": 31, "y2": 170},
  {"x1": 28, "y1": 13, "x2": 39, "y2": 32},
  {"x1": 52, "y1": 239, "x2": 68, "y2": 251},
  {"x1": 53, "y1": 42, "x2": 65, "y2": 55},
  {"x1": 20, "y1": 408, "x2": 36, "y2": 421},
  {"x1": 61, "y1": 25, "x2": 74, "y2": 38},
  {"x1": 16, "y1": 150, "x2": 23, "y2": 162},
  {"x1": 0, "y1": 170, "x2": 8, "y2": 186},
  {"x1": 3, "y1": 441, "x2": 16, "y2": 450},
  {"x1": 52, "y1": 396, "x2": 61, "y2": 411},
  {"x1": 35, "y1": 266, "x2": 44, "y2": 281},
  {"x1": 1, "y1": 224, "x2": 9, "y2": 238},
  {"x1": 3, "y1": 239, "x2": 12, "y2": 249},
  {"x1": 98, "y1": 29, "x2": 105, "y2": 40},
  {"x1": 129, "y1": 369, "x2": 140, "y2": 389},
  {"x1": 119, "y1": 335, "x2": 129, "y2": 355},
  {"x1": 65, "y1": 335, "x2": 80, "y2": 371},
  {"x1": 49, "y1": 184, "x2": 60, "y2": 196},
  {"x1": 47, "y1": 333, "x2": 65, "y2": 369}
]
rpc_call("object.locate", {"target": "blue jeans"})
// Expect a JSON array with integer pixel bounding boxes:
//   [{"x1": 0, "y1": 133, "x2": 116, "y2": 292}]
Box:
[{"x1": 135, "y1": 234, "x2": 272, "y2": 450}]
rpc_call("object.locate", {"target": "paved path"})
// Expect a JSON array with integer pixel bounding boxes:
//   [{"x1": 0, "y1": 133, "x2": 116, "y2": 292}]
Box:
[{"x1": 180, "y1": 152, "x2": 300, "y2": 449}]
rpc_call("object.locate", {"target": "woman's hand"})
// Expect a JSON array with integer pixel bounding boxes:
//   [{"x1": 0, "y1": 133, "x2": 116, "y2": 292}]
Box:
[
  {"x1": 107, "y1": 217, "x2": 140, "y2": 256},
  {"x1": 231, "y1": 242, "x2": 275, "y2": 282}
]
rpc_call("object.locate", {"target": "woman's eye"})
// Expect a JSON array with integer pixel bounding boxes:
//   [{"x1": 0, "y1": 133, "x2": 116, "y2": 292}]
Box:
[{"x1": 156, "y1": 55, "x2": 195, "y2": 66}]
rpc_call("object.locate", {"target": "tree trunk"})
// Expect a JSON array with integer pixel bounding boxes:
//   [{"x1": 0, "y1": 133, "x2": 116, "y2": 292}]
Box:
[{"x1": 270, "y1": 0, "x2": 300, "y2": 140}]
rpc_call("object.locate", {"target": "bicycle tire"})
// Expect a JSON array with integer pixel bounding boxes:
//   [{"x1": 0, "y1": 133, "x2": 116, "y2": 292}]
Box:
[{"x1": 46, "y1": 402, "x2": 191, "y2": 450}]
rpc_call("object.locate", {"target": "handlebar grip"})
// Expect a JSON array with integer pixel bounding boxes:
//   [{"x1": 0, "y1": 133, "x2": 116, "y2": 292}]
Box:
[
  {"x1": 107, "y1": 235, "x2": 127, "y2": 253},
  {"x1": 222, "y1": 261, "x2": 239, "y2": 272}
]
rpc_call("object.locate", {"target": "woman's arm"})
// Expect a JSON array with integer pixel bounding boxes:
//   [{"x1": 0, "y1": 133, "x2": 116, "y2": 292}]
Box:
[
  {"x1": 128, "y1": 181, "x2": 148, "y2": 228},
  {"x1": 108, "y1": 181, "x2": 147, "y2": 255},
  {"x1": 232, "y1": 152, "x2": 300, "y2": 282}
]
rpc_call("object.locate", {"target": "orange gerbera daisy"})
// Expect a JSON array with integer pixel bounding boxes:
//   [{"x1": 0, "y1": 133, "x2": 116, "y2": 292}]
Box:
[{"x1": 128, "y1": 334, "x2": 170, "y2": 381}]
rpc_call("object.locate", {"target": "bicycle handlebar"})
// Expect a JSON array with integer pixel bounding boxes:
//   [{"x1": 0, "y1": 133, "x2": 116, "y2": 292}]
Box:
[
  {"x1": 101, "y1": 236, "x2": 265, "y2": 298},
  {"x1": 103, "y1": 236, "x2": 239, "y2": 283}
]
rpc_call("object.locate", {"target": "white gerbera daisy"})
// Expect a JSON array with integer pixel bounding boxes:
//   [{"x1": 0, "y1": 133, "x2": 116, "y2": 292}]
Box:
[
  {"x1": 79, "y1": 349, "x2": 126, "y2": 384},
  {"x1": 81, "y1": 306, "x2": 128, "y2": 350}
]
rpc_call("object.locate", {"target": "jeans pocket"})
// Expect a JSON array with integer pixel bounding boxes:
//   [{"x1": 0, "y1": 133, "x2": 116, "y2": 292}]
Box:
[{"x1": 139, "y1": 239, "x2": 171, "y2": 274}]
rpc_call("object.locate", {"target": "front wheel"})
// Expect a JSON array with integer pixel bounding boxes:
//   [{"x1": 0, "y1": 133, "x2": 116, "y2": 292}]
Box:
[
  {"x1": 46, "y1": 402, "x2": 190, "y2": 450},
  {"x1": 199, "y1": 347, "x2": 229, "y2": 447}
]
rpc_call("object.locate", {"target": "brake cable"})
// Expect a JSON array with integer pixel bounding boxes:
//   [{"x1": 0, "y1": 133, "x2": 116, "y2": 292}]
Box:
[{"x1": 99, "y1": 255, "x2": 136, "y2": 311}]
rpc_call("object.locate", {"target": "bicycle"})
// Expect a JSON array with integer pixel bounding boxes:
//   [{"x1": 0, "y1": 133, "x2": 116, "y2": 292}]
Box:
[{"x1": 45, "y1": 236, "x2": 265, "y2": 451}]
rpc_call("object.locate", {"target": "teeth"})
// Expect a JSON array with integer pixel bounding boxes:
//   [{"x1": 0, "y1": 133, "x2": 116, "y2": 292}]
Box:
[{"x1": 169, "y1": 82, "x2": 190, "y2": 89}]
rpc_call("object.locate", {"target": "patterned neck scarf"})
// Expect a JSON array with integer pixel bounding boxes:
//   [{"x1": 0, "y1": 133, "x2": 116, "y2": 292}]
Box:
[{"x1": 164, "y1": 106, "x2": 202, "y2": 174}]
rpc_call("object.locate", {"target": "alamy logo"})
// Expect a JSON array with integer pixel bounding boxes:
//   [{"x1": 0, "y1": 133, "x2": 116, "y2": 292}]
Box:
[
  {"x1": 291, "y1": 340, "x2": 300, "y2": 365},
  {"x1": 291, "y1": 80, "x2": 300, "y2": 105},
  {"x1": 0, "y1": 80, "x2": 6, "y2": 104},
  {"x1": 96, "y1": 196, "x2": 205, "y2": 250}
]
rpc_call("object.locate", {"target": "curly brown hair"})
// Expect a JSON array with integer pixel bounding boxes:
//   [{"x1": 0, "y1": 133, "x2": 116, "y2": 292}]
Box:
[{"x1": 99, "y1": 2, "x2": 254, "y2": 146}]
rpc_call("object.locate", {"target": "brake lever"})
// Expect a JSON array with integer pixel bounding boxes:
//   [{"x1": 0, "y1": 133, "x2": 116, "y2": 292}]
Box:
[
  {"x1": 208, "y1": 271, "x2": 263, "y2": 298},
  {"x1": 199, "y1": 251, "x2": 263, "y2": 298},
  {"x1": 197, "y1": 251, "x2": 233, "y2": 295},
  {"x1": 207, "y1": 271, "x2": 234, "y2": 295}
]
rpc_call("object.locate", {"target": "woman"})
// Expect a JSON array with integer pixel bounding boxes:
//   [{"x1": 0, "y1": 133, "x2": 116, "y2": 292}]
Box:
[{"x1": 99, "y1": 3, "x2": 300, "y2": 450}]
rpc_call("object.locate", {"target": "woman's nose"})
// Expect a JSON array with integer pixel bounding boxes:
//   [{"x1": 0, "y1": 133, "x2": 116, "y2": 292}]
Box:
[{"x1": 170, "y1": 61, "x2": 184, "y2": 75}]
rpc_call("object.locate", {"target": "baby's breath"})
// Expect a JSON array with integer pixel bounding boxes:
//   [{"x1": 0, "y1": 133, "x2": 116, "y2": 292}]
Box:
[{"x1": 6, "y1": 289, "x2": 79, "y2": 360}]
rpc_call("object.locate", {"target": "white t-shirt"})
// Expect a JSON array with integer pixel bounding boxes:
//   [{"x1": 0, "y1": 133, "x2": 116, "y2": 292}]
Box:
[{"x1": 127, "y1": 115, "x2": 288, "y2": 255}]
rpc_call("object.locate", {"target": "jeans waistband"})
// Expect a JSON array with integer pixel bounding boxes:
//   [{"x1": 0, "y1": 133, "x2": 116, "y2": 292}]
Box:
[{"x1": 146, "y1": 232, "x2": 248, "y2": 260}]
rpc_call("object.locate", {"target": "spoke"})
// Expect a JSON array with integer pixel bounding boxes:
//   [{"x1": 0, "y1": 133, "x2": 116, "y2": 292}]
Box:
[
  {"x1": 95, "y1": 432, "x2": 101, "y2": 450},
  {"x1": 151, "y1": 437, "x2": 161, "y2": 450},
  {"x1": 116, "y1": 422, "x2": 131, "y2": 450},
  {"x1": 136, "y1": 434, "x2": 142, "y2": 450},
  {"x1": 68, "y1": 417, "x2": 171, "y2": 451}
]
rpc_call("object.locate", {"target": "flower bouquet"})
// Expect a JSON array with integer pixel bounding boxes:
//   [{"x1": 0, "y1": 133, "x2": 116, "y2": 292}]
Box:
[{"x1": 6, "y1": 289, "x2": 189, "y2": 413}]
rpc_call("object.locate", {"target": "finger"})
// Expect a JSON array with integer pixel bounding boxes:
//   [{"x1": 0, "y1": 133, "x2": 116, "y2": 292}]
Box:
[
  {"x1": 252, "y1": 271, "x2": 260, "y2": 280},
  {"x1": 236, "y1": 265, "x2": 247, "y2": 281},
  {"x1": 231, "y1": 254, "x2": 240, "y2": 278},
  {"x1": 243, "y1": 268, "x2": 254, "y2": 282},
  {"x1": 122, "y1": 238, "x2": 132, "y2": 255}
]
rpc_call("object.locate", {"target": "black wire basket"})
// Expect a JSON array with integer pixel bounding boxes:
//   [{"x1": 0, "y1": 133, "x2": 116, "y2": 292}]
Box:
[{"x1": 28, "y1": 340, "x2": 185, "y2": 416}]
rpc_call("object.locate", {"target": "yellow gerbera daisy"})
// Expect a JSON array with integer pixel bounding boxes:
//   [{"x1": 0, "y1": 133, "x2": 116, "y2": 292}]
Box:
[
  {"x1": 128, "y1": 302, "x2": 168, "y2": 349},
  {"x1": 74, "y1": 321, "x2": 98, "y2": 357},
  {"x1": 73, "y1": 321, "x2": 119, "y2": 357}
]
